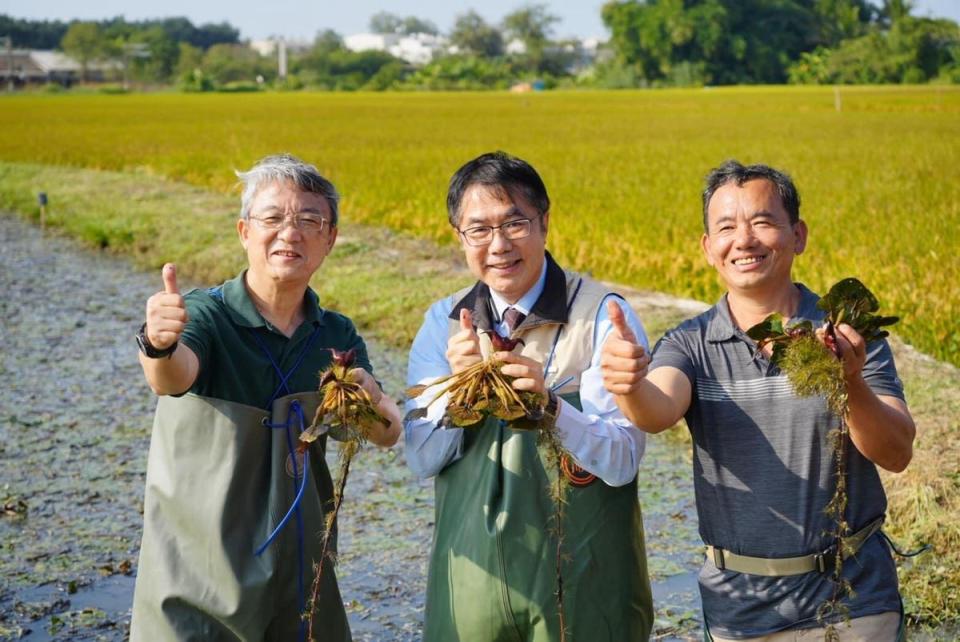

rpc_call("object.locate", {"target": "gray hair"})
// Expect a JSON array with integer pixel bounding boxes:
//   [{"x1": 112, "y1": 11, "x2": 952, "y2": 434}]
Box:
[{"x1": 235, "y1": 153, "x2": 340, "y2": 226}]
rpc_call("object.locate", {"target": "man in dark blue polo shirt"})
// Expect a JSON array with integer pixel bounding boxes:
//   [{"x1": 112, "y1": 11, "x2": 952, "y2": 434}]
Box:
[{"x1": 600, "y1": 160, "x2": 915, "y2": 641}]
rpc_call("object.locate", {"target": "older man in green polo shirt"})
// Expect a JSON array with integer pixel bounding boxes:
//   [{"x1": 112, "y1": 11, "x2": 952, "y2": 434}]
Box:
[{"x1": 130, "y1": 154, "x2": 402, "y2": 642}]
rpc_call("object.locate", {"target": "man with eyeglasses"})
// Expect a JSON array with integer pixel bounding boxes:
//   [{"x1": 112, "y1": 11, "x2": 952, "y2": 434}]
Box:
[
  {"x1": 131, "y1": 153, "x2": 402, "y2": 642},
  {"x1": 404, "y1": 151, "x2": 654, "y2": 641}
]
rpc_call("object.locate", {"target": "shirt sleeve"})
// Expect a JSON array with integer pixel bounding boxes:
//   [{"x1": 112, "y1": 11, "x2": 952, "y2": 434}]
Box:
[
  {"x1": 551, "y1": 294, "x2": 649, "y2": 487},
  {"x1": 862, "y1": 338, "x2": 905, "y2": 401},
  {"x1": 178, "y1": 289, "x2": 214, "y2": 376},
  {"x1": 649, "y1": 325, "x2": 697, "y2": 385},
  {"x1": 403, "y1": 297, "x2": 465, "y2": 479}
]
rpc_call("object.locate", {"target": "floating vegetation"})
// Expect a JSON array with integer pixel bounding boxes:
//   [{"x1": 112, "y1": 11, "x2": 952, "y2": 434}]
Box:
[{"x1": 747, "y1": 278, "x2": 898, "y2": 638}]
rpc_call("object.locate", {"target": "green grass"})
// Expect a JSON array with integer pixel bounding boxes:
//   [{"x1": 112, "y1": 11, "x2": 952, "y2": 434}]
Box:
[
  {"x1": 1, "y1": 162, "x2": 957, "y2": 628},
  {"x1": 1, "y1": 87, "x2": 958, "y2": 366}
]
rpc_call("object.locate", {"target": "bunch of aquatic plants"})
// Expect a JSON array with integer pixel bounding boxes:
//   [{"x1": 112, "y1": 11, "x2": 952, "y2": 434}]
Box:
[
  {"x1": 747, "y1": 278, "x2": 898, "y2": 639},
  {"x1": 405, "y1": 330, "x2": 572, "y2": 641},
  {"x1": 404, "y1": 332, "x2": 546, "y2": 429},
  {"x1": 299, "y1": 348, "x2": 385, "y2": 642}
]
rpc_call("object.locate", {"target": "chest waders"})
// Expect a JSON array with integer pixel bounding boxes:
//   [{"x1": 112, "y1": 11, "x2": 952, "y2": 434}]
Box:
[
  {"x1": 131, "y1": 327, "x2": 351, "y2": 642},
  {"x1": 424, "y1": 269, "x2": 653, "y2": 642}
]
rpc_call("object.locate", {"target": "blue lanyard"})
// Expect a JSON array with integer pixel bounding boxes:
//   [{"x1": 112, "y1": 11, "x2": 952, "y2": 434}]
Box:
[{"x1": 250, "y1": 325, "x2": 322, "y2": 642}]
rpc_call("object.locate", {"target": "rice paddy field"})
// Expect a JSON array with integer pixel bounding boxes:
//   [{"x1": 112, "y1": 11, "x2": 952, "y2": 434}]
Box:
[
  {"x1": 0, "y1": 86, "x2": 958, "y2": 367},
  {"x1": 1, "y1": 86, "x2": 959, "y2": 636}
]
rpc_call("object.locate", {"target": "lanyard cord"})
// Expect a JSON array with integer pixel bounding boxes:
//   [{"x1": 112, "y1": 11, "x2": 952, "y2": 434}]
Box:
[
  {"x1": 249, "y1": 326, "x2": 323, "y2": 409},
  {"x1": 249, "y1": 325, "x2": 322, "y2": 642},
  {"x1": 543, "y1": 278, "x2": 583, "y2": 390}
]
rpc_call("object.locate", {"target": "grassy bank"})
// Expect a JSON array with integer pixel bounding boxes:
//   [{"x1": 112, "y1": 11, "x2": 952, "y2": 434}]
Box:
[
  {"x1": 1, "y1": 87, "x2": 958, "y2": 367},
  {"x1": 1, "y1": 162, "x2": 956, "y2": 629}
]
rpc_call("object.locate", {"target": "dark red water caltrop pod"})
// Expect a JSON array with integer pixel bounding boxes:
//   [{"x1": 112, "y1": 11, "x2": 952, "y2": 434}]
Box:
[
  {"x1": 824, "y1": 321, "x2": 843, "y2": 359},
  {"x1": 490, "y1": 331, "x2": 520, "y2": 352},
  {"x1": 331, "y1": 348, "x2": 356, "y2": 368}
]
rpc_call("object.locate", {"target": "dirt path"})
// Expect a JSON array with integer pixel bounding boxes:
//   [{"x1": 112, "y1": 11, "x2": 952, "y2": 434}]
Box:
[{"x1": 0, "y1": 214, "x2": 704, "y2": 640}]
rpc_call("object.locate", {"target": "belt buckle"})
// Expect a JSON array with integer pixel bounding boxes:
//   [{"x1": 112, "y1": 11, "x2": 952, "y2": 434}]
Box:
[
  {"x1": 712, "y1": 547, "x2": 726, "y2": 571},
  {"x1": 814, "y1": 545, "x2": 837, "y2": 574}
]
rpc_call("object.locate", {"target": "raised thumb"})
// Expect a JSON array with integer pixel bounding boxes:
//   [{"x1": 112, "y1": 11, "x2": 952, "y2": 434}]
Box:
[
  {"x1": 607, "y1": 299, "x2": 636, "y2": 343},
  {"x1": 460, "y1": 308, "x2": 474, "y2": 332},
  {"x1": 162, "y1": 263, "x2": 180, "y2": 295}
]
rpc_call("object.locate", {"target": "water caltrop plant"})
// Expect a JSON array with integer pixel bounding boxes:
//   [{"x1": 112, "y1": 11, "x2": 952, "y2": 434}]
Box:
[
  {"x1": 747, "y1": 278, "x2": 898, "y2": 638},
  {"x1": 299, "y1": 348, "x2": 385, "y2": 641}
]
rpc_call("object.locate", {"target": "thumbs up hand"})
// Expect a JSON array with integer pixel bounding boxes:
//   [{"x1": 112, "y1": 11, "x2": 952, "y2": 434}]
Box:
[
  {"x1": 145, "y1": 263, "x2": 189, "y2": 350},
  {"x1": 445, "y1": 308, "x2": 482, "y2": 374},
  {"x1": 601, "y1": 299, "x2": 650, "y2": 395}
]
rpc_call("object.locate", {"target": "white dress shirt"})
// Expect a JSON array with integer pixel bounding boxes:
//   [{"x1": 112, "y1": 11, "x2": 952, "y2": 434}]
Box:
[{"x1": 404, "y1": 262, "x2": 649, "y2": 487}]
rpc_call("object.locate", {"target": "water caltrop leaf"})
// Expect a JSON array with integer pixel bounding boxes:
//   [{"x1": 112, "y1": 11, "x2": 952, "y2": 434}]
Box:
[
  {"x1": 746, "y1": 314, "x2": 786, "y2": 342},
  {"x1": 816, "y1": 277, "x2": 898, "y2": 342}
]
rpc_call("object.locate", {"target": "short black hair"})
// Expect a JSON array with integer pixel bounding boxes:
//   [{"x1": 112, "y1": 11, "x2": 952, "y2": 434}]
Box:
[
  {"x1": 447, "y1": 151, "x2": 550, "y2": 228},
  {"x1": 702, "y1": 160, "x2": 801, "y2": 232}
]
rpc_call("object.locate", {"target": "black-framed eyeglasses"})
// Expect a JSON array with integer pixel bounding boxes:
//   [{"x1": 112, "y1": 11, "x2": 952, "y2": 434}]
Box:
[
  {"x1": 248, "y1": 214, "x2": 331, "y2": 234},
  {"x1": 458, "y1": 214, "x2": 542, "y2": 247}
]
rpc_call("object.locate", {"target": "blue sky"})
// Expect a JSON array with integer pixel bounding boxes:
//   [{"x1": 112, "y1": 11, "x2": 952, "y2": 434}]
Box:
[{"x1": 3, "y1": 0, "x2": 958, "y2": 42}]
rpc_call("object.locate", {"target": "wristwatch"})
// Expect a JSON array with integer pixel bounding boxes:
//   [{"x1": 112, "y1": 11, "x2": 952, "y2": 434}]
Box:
[
  {"x1": 539, "y1": 390, "x2": 561, "y2": 431},
  {"x1": 136, "y1": 322, "x2": 178, "y2": 359}
]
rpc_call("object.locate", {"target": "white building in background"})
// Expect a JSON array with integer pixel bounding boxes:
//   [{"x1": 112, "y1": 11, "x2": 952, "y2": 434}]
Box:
[
  {"x1": 0, "y1": 50, "x2": 120, "y2": 85},
  {"x1": 344, "y1": 32, "x2": 450, "y2": 66},
  {"x1": 505, "y1": 38, "x2": 527, "y2": 56}
]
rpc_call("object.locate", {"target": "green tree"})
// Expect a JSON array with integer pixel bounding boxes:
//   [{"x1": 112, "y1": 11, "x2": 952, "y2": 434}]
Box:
[
  {"x1": 60, "y1": 21, "x2": 103, "y2": 82},
  {"x1": 201, "y1": 43, "x2": 271, "y2": 85},
  {"x1": 811, "y1": 0, "x2": 873, "y2": 46},
  {"x1": 131, "y1": 26, "x2": 178, "y2": 83},
  {"x1": 502, "y1": 4, "x2": 560, "y2": 71},
  {"x1": 601, "y1": 0, "x2": 819, "y2": 85},
  {"x1": 0, "y1": 15, "x2": 69, "y2": 48},
  {"x1": 175, "y1": 42, "x2": 203, "y2": 77},
  {"x1": 370, "y1": 11, "x2": 403, "y2": 34},
  {"x1": 400, "y1": 54, "x2": 513, "y2": 90},
  {"x1": 401, "y1": 17, "x2": 439, "y2": 36},
  {"x1": 450, "y1": 11, "x2": 504, "y2": 57}
]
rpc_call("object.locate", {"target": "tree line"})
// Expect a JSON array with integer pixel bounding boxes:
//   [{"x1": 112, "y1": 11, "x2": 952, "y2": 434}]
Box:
[
  {"x1": 601, "y1": 0, "x2": 960, "y2": 85},
  {"x1": 2, "y1": 1, "x2": 958, "y2": 91}
]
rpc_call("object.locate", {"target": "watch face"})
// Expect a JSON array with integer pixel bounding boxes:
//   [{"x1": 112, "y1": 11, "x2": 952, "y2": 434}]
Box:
[{"x1": 137, "y1": 324, "x2": 175, "y2": 358}]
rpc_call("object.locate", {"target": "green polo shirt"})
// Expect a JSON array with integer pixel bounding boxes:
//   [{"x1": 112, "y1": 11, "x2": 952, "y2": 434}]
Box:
[{"x1": 179, "y1": 270, "x2": 372, "y2": 410}]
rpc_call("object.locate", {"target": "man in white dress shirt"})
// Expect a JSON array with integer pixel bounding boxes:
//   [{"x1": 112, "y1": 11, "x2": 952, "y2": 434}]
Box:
[{"x1": 404, "y1": 151, "x2": 654, "y2": 641}]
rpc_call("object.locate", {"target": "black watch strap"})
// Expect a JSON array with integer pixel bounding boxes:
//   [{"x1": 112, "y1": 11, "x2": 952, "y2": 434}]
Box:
[{"x1": 136, "y1": 322, "x2": 178, "y2": 359}]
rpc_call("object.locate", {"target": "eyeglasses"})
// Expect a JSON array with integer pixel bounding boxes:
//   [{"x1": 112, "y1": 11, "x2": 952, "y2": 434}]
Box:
[
  {"x1": 248, "y1": 214, "x2": 332, "y2": 234},
  {"x1": 458, "y1": 214, "x2": 541, "y2": 247}
]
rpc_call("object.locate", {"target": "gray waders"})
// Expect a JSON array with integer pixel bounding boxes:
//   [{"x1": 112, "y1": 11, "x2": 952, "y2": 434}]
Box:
[
  {"x1": 131, "y1": 392, "x2": 350, "y2": 642},
  {"x1": 424, "y1": 394, "x2": 654, "y2": 642}
]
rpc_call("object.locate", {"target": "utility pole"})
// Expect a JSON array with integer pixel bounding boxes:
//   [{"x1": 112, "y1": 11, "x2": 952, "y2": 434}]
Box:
[
  {"x1": 278, "y1": 38, "x2": 287, "y2": 81},
  {"x1": 120, "y1": 41, "x2": 150, "y2": 91}
]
